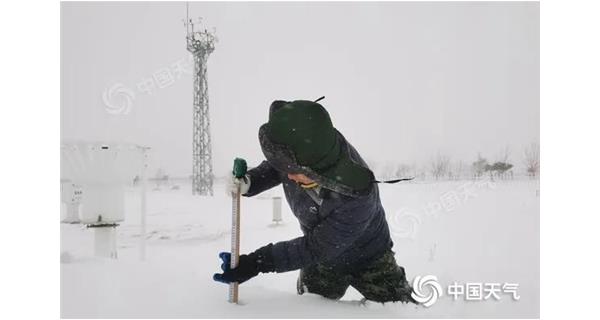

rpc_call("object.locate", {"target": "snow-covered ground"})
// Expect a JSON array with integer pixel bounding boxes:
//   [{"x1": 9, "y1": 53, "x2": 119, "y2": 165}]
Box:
[{"x1": 61, "y1": 179, "x2": 539, "y2": 318}]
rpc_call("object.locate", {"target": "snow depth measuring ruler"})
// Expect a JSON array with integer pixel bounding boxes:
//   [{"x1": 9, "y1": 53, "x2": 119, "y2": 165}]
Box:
[{"x1": 229, "y1": 158, "x2": 247, "y2": 303}]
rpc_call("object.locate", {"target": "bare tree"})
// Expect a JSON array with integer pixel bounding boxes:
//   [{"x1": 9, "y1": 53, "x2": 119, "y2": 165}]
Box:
[
  {"x1": 496, "y1": 145, "x2": 511, "y2": 163},
  {"x1": 489, "y1": 146, "x2": 515, "y2": 179},
  {"x1": 523, "y1": 142, "x2": 540, "y2": 178},
  {"x1": 394, "y1": 163, "x2": 415, "y2": 178},
  {"x1": 472, "y1": 153, "x2": 488, "y2": 179},
  {"x1": 415, "y1": 163, "x2": 428, "y2": 180},
  {"x1": 452, "y1": 160, "x2": 466, "y2": 180},
  {"x1": 430, "y1": 153, "x2": 451, "y2": 180},
  {"x1": 488, "y1": 162, "x2": 514, "y2": 179}
]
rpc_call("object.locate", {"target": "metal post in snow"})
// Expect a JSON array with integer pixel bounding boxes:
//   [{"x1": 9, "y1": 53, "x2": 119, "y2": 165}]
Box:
[
  {"x1": 272, "y1": 196, "x2": 282, "y2": 224},
  {"x1": 93, "y1": 225, "x2": 118, "y2": 259},
  {"x1": 140, "y1": 148, "x2": 148, "y2": 261}
]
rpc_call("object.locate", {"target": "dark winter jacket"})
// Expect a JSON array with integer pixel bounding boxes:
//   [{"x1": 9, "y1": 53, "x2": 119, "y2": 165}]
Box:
[{"x1": 244, "y1": 132, "x2": 394, "y2": 273}]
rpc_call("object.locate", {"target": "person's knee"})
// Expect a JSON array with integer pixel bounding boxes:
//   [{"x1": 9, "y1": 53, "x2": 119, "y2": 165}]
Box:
[
  {"x1": 301, "y1": 272, "x2": 349, "y2": 300},
  {"x1": 350, "y1": 261, "x2": 415, "y2": 303},
  {"x1": 305, "y1": 283, "x2": 347, "y2": 300},
  {"x1": 355, "y1": 279, "x2": 416, "y2": 304}
]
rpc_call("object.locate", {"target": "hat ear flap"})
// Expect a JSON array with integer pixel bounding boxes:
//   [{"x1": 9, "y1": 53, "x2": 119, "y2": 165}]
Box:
[
  {"x1": 319, "y1": 157, "x2": 375, "y2": 193},
  {"x1": 269, "y1": 100, "x2": 289, "y2": 121},
  {"x1": 258, "y1": 124, "x2": 301, "y2": 173}
]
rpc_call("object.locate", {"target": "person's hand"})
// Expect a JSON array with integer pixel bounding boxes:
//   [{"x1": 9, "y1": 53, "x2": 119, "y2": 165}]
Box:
[
  {"x1": 213, "y1": 252, "x2": 259, "y2": 284},
  {"x1": 226, "y1": 173, "x2": 250, "y2": 196},
  {"x1": 213, "y1": 244, "x2": 275, "y2": 284}
]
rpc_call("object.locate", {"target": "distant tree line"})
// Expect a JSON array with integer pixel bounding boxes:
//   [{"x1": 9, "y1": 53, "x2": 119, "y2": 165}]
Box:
[{"x1": 368, "y1": 142, "x2": 540, "y2": 181}]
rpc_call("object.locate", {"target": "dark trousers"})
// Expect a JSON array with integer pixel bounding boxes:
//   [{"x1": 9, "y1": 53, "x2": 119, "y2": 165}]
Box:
[{"x1": 297, "y1": 250, "x2": 416, "y2": 303}]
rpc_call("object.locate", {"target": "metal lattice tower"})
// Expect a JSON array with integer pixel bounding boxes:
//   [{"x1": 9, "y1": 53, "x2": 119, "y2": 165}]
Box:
[{"x1": 185, "y1": 4, "x2": 216, "y2": 195}]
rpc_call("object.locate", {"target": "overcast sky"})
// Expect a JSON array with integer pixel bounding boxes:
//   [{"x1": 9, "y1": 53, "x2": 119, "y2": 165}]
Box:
[{"x1": 61, "y1": 1, "x2": 539, "y2": 177}]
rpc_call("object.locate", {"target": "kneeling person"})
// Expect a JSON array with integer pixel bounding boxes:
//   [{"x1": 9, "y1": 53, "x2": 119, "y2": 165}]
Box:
[{"x1": 214, "y1": 99, "x2": 416, "y2": 304}]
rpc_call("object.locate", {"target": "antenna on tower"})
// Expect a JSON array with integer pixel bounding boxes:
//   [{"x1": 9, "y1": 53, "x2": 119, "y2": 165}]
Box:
[
  {"x1": 184, "y1": 2, "x2": 193, "y2": 35},
  {"x1": 184, "y1": 2, "x2": 216, "y2": 196}
]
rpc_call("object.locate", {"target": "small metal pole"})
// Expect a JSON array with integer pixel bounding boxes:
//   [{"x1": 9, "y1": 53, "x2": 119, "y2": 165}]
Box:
[
  {"x1": 140, "y1": 149, "x2": 148, "y2": 261},
  {"x1": 94, "y1": 226, "x2": 117, "y2": 259},
  {"x1": 272, "y1": 196, "x2": 282, "y2": 224}
]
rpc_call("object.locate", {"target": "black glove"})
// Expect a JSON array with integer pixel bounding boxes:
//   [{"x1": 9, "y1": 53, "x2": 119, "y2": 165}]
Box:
[{"x1": 213, "y1": 243, "x2": 275, "y2": 284}]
